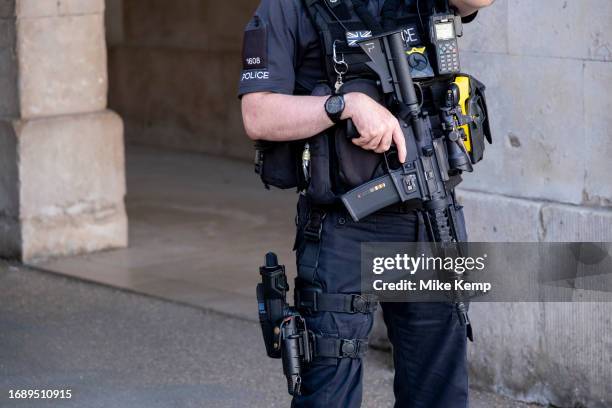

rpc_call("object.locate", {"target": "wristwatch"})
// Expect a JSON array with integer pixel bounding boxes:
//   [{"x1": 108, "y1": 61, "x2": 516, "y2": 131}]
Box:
[{"x1": 324, "y1": 94, "x2": 345, "y2": 124}]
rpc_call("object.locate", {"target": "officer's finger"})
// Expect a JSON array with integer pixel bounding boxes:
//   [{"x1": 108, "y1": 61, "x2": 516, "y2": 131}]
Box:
[
  {"x1": 350, "y1": 124, "x2": 368, "y2": 146},
  {"x1": 392, "y1": 122, "x2": 407, "y2": 163},
  {"x1": 365, "y1": 132, "x2": 383, "y2": 150},
  {"x1": 352, "y1": 129, "x2": 375, "y2": 147},
  {"x1": 375, "y1": 132, "x2": 393, "y2": 153},
  {"x1": 352, "y1": 135, "x2": 369, "y2": 147}
]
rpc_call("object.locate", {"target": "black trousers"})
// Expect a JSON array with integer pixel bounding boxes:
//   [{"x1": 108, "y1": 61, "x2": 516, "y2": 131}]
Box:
[{"x1": 292, "y1": 197, "x2": 469, "y2": 408}]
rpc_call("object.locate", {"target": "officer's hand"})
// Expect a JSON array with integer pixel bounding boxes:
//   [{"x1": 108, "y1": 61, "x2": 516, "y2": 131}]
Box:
[{"x1": 342, "y1": 92, "x2": 407, "y2": 163}]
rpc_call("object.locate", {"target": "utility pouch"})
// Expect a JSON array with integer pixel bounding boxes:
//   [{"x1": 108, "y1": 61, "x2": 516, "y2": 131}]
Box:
[
  {"x1": 304, "y1": 83, "x2": 337, "y2": 204},
  {"x1": 254, "y1": 140, "x2": 302, "y2": 190},
  {"x1": 453, "y1": 74, "x2": 492, "y2": 164},
  {"x1": 334, "y1": 79, "x2": 385, "y2": 189}
]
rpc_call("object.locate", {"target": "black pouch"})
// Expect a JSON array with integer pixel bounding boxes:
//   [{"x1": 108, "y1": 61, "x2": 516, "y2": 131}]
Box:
[
  {"x1": 463, "y1": 75, "x2": 492, "y2": 164},
  {"x1": 254, "y1": 140, "x2": 301, "y2": 190},
  {"x1": 334, "y1": 79, "x2": 385, "y2": 189},
  {"x1": 305, "y1": 83, "x2": 337, "y2": 204}
]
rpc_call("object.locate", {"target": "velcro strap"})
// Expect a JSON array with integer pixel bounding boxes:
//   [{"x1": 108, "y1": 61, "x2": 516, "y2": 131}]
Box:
[
  {"x1": 296, "y1": 290, "x2": 377, "y2": 314},
  {"x1": 314, "y1": 336, "x2": 369, "y2": 359}
]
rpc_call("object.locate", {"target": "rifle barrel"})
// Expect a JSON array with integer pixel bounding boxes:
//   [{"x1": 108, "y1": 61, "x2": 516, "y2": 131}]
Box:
[{"x1": 388, "y1": 32, "x2": 419, "y2": 112}]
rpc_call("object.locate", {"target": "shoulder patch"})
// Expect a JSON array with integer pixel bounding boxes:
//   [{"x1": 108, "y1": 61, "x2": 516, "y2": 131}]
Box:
[{"x1": 242, "y1": 16, "x2": 268, "y2": 70}]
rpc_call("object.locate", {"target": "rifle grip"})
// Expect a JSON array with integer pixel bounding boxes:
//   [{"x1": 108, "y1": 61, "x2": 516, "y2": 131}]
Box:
[{"x1": 346, "y1": 119, "x2": 359, "y2": 139}]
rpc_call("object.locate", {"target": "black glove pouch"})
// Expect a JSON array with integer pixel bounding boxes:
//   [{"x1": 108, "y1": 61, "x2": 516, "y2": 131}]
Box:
[{"x1": 334, "y1": 79, "x2": 385, "y2": 190}]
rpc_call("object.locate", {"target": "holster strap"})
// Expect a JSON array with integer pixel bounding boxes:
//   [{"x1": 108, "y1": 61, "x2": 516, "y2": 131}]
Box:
[
  {"x1": 298, "y1": 208, "x2": 326, "y2": 285},
  {"x1": 303, "y1": 208, "x2": 326, "y2": 242},
  {"x1": 314, "y1": 335, "x2": 369, "y2": 359},
  {"x1": 296, "y1": 289, "x2": 377, "y2": 314}
]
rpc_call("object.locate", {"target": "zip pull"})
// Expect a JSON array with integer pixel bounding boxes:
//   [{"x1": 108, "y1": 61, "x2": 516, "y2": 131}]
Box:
[
  {"x1": 334, "y1": 76, "x2": 344, "y2": 94},
  {"x1": 302, "y1": 143, "x2": 311, "y2": 183}
]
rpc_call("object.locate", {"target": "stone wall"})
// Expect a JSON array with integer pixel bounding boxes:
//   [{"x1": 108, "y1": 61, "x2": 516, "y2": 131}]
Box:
[
  {"x1": 366, "y1": 2, "x2": 611, "y2": 407},
  {"x1": 0, "y1": 0, "x2": 127, "y2": 261},
  {"x1": 454, "y1": 1, "x2": 612, "y2": 406},
  {"x1": 106, "y1": 0, "x2": 256, "y2": 160}
]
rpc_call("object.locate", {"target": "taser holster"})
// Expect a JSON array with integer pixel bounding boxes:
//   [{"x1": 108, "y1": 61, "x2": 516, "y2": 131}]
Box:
[{"x1": 452, "y1": 75, "x2": 491, "y2": 164}]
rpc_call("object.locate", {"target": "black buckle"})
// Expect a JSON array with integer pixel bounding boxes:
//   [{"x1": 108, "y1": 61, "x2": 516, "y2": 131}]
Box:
[
  {"x1": 340, "y1": 339, "x2": 360, "y2": 358},
  {"x1": 351, "y1": 295, "x2": 372, "y2": 313},
  {"x1": 303, "y1": 210, "x2": 326, "y2": 242},
  {"x1": 295, "y1": 288, "x2": 321, "y2": 314},
  {"x1": 303, "y1": 223, "x2": 322, "y2": 241},
  {"x1": 349, "y1": 295, "x2": 376, "y2": 313}
]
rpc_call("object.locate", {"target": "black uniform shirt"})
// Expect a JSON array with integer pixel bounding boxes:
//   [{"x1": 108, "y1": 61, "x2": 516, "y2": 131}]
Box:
[{"x1": 238, "y1": 0, "x2": 476, "y2": 97}]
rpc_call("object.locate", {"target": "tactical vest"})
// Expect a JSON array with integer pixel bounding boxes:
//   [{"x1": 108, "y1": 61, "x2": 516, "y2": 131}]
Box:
[
  {"x1": 304, "y1": 0, "x2": 441, "y2": 84},
  {"x1": 254, "y1": 0, "x2": 491, "y2": 205}
]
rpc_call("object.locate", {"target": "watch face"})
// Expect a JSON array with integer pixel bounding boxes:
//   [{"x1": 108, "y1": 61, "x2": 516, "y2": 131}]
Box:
[{"x1": 326, "y1": 95, "x2": 345, "y2": 115}]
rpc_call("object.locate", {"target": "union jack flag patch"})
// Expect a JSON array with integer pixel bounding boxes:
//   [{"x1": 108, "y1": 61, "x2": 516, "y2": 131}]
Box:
[{"x1": 345, "y1": 31, "x2": 372, "y2": 47}]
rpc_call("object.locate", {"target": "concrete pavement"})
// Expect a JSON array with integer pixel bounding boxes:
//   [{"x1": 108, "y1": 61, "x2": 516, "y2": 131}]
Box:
[{"x1": 0, "y1": 262, "x2": 539, "y2": 408}]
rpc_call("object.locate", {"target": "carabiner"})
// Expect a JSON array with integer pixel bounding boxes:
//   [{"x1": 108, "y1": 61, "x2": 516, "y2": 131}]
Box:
[{"x1": 332, "y1": 40, "x2": 349, "y2": 75}]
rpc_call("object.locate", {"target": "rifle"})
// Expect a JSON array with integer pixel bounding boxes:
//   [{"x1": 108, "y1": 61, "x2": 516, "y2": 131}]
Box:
[{"x1": 340, "y1": 30, "x2": 474, "y2": 339}]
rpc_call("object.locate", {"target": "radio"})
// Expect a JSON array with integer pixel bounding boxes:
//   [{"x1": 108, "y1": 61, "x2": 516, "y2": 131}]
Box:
[{"x1": 430, "y1": 13, "x2": 461, "y2": 75}]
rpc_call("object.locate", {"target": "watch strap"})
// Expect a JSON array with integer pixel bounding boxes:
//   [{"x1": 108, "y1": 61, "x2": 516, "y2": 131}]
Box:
[{"x1": 325, "y1": 94, "x2": 345, "y2": 124}]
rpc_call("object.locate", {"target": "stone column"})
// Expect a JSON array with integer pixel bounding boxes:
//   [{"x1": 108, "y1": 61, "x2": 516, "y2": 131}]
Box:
[{"x1": 0, "y1": 0, "x2": 127, "y2": 261}]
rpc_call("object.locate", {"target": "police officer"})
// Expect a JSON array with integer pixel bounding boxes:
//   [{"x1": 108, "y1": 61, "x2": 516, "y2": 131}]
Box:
[{"x1": 240, "y1": 0, "x2": 494, "y2": 407}]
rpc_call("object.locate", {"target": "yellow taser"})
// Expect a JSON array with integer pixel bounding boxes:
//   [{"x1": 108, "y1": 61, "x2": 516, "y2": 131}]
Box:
[{"x1": 453, "y1": 75, "x2": 472, "y2": 153}]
